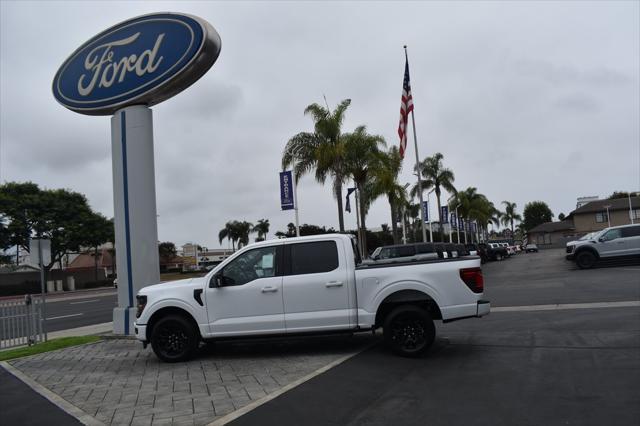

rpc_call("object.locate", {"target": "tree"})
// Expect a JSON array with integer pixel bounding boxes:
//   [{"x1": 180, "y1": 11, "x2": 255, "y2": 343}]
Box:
[
  {"x1": 158, "y1": 242, "x2": 177, "y2": 262},
  {"x1": 500, "y1": 201, "x2": 522, "y2": 238},
  {"x1": 522, "y1": 201, "x2": 554, "y2": 231},
  {"x1": 411, "y1": 153, "x2": 456, "y2": 241},
  {"x1": 219, "y1": 221, "x2": 239, "y2": 251},
  {"x1": 276, "y1": 222, "x2": 336, "y2": 238},
  {"x1": 607, "y1": 191, "x2": 634, "y2": 200},
  {"x1": 282, "y1": 99, "x2": 351, "y2": 232},
  {"x1": 370, "y1": 146, "x2": 406, "y2": 244},
  {"x1": 236, "y1": 221, "x2": 253, "y2": 248},
  {"x1": 558, "y1": 213, "x2": 566, "y2": 221},
  {"x1": 448, "y1": 188, "x2": 494, "y2": 243},
  {"x1": 0, "y1": 182, "x2": 113, "y2": 274},
  {"x1": 83, "y1": 213, "x2": 114, "y2": 283},
  {"x1": 343, "y1": 125, "x2": 386, "y2": 256},
  {"x1": 252, "y1": 219, "x2": 270, "y2": 242}
]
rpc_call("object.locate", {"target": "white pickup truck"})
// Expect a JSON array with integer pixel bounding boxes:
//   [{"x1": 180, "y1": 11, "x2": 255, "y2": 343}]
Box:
[{"x1": 134, "y1": 234, "x2": 490, "y2": 362}]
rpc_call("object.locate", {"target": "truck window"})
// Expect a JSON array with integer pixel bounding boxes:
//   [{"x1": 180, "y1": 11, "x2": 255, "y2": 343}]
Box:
[
  {"x1": 289, "y1": 241, "x2": 339, "y2": 275},
  {"x1": 622, "y1": 226, "x2": 640, "y2": 238},
  {"x1": 221, "y1": 246, "x2": 278, "y2": 286}
]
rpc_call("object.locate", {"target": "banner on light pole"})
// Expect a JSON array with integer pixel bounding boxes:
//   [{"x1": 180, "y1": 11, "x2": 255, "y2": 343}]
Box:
[
  {"x1": 450, "y1": 212, "x2": 457, "y2": 229},
  {"x1": 279, "y1": 171, "x2": 295, "y2": 210},
  {"x1": 441, "y1": 206, "x2": 449, "y2": 223},
  {"x1": 423, "y1": 201, "x2": 429, "y2": 223}
]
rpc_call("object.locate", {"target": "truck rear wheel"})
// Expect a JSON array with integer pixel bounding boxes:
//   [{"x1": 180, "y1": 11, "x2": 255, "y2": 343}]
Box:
[
  {"x1": 150, "y1": 314, "x2": 199, "y2": 362},
  {"x1": 383, "y1": 305, "x2": 435, "y2": 357},
  {"x1": 576, "y1": 251, "x2": 597, "y2": 269}
]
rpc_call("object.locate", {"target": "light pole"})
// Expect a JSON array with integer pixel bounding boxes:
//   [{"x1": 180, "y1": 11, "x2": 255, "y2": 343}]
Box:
[
  {"x1": 629, "y1": 193, "x2": 635, "y2": 224},
  {"x1": 402, "y1": 183, "x2": 410, "y2": 245},
  {"x1": 604, "y1": 204, "x2": 611, "y2": 228}
]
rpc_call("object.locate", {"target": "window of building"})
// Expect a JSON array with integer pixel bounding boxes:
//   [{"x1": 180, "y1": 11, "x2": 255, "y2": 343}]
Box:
[
  {"x1": 544, "y1": 234, "x2": 551, "y2": 244},
  {"x1": 289, "y1": 241, "x2": 339, "y2": 275},
  {"x1": 632, "y1": 209, "x2": 640, "y2": 220},
  {"x1": 595, "y1": 211, "x2": 609, "y2": 223}
]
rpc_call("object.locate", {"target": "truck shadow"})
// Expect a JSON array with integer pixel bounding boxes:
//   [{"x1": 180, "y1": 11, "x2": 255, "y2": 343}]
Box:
[{"x1": 196, "y1": 332, "x2": 381, "y2": 359}]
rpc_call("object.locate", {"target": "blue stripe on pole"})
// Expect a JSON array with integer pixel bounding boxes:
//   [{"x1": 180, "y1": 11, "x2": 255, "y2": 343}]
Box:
[
  {"x1": 121, "y1": 111, "x2": 133, "y2": 335},
  {"x1": 441, "y1": 206, "x2": 449, "y2": 223},
  {"x1": 423, "y1": 201, "x2": 429, "y2": 223}
]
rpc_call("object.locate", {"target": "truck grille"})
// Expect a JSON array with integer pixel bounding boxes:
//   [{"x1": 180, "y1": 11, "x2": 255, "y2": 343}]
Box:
[{"x1": 566, "y1": 245, "x2": 574, "y2": 254}]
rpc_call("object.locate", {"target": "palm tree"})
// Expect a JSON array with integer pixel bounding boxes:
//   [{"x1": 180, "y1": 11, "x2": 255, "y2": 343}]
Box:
[
  {"x1": 282, "y1": 99, "x2": 352, "y2": 232},
  {"x1": 236, "y1": 221, "x2": 253, "y2": 248},
  {"x1": 500, "y1": 201, "x2": 522, "y2": 238},
  {"x1": 343, "y1": 125, "x2": 386, "y2": 256},
  {"x1": 449, "y1": 187, "x2": 489, "y2": 243},
  {"x1": 370, "y1": 146, "x2": 406, "y2": 244},
  {"x1": 218, "y1": 221, "x2": 239, "y2": 251},
  {"x1": 411, "y1": 153, "x2": 456, "y2": 241},
  {"x1": 252, "y1": 219, "x2": 270, "y2": 241}
]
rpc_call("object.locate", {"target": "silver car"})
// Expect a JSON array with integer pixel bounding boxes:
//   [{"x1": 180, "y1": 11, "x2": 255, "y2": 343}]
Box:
[{"x1": 566, "y1": 224, "x2": 640, "y2": 269}]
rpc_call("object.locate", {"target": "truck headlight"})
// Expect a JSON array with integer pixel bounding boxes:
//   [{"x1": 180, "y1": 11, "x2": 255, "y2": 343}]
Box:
[{"x1": 136, "y1": 295, "x2": 147, "y2": 318}]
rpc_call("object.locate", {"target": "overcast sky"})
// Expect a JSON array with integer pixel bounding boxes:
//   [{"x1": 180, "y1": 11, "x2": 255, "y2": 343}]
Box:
[{"x1": 1, "y1": 1, "x2": 638, "y2": 249}]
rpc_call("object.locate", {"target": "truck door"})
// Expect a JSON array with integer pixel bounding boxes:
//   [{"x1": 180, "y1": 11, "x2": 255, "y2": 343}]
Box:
[
  {"x1": 282, "y1": 239, "x2": 351, "y2": 332},
  {"x1": 205, "y1": 244, "x2": 285, "y2": 336},
  {"x1": 598, "y1": 228, "x2": 624, "y2": 257}
]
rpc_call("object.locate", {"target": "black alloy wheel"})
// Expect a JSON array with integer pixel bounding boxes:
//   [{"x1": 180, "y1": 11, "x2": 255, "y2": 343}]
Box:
[
  {"x1": 576, "y1": 251, "x2": 597, "y2": 269},
  {"x1": 151, "y1": 315, "x2": 199, "y2": 362},
  {"x1": 384, "y1": 305, "x2": 435, "y2": 357}
]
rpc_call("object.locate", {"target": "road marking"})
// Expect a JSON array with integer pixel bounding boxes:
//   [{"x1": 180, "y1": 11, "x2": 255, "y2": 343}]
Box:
[
  {"x1": 493, "y1": 300, "x2": 640, "y2": 312},
  {"x1": 207, "y1": 338, "x2": 378, "y2": 426},
  {"x1": 46, "y1": 313, "x2": 83, "y2": 320},
  {"x1": 69, "y1": 299, "x2": 100, "y2": 305}
]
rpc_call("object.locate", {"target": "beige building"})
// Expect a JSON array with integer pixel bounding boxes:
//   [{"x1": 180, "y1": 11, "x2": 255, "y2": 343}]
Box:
[{"x1": 567, "y1": 196, "x2": 639, "y2": 234}]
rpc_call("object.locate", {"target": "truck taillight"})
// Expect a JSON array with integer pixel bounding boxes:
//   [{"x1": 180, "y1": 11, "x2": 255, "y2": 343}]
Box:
[{"x1": 460, "y1": 268, "x2": 484, "y2": 293}]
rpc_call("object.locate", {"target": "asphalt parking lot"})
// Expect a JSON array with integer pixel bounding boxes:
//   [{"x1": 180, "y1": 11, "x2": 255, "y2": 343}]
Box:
[
  {"x1": 3, "y1": 248, "x2": 639, "y2": 426},
  {"x1": 231, "y1": 248, "x2": 640, "y2": 426}
]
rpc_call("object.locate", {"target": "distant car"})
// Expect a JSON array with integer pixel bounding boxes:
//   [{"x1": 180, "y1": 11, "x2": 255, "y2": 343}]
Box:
[
  {"x1": 525, "y1": 244, "x2": 539, "y2": 253},
  {"x1": 480, "y1": 243, "x2": 509, "y2": 261},
  {"x1": 113, "y1": 278, "x2": 118, "y2": 288}
]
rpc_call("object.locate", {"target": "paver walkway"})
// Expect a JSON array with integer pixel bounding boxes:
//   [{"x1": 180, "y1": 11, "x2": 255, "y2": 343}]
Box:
[{"x1": 8, "y1": 335, "x2": 374, "y2": 425}]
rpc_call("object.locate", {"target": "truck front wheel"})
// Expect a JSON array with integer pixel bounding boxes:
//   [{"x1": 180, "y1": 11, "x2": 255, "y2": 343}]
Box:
[
  {"x1": 576, "y1": 251, "x2": 597, "y2": 269},
  {"x1": 150, "y1": 314, "x2": 199, "y2": 362},
  {"x1": 383, "y1": 305, "x2": 435, "y2": 357}
]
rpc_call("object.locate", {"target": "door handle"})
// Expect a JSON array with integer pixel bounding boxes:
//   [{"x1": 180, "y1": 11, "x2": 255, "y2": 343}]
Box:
[
  {"x1": 261, "y1": 286, "x2": 278, "y2": 293},
  {"x1": 325, "y1": 281, "x2": 344, "y2": 288}
]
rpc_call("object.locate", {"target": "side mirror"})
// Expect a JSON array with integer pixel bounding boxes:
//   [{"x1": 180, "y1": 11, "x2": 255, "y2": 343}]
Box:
[
  {"x1": 598, "y1": 237, "x2": 605, "y2": 243},
  {"x1": 209, "y1": 274, "x2": 223, "y2": 288}
]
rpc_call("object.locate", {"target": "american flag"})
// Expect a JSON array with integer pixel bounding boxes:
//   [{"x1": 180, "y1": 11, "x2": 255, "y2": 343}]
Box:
[{"x1": 397, "y1": 57, "x2": 414, "y2": 159}]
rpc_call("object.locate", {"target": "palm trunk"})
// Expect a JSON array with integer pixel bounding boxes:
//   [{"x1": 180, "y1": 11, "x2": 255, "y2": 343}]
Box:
[
  {"x1": 388, "y1": 196, "x2": 399, "y2": 244},
  {"x1": 436, "y1": 193, "x2": 443, "y2": 242},
  {"x1": 335, "y1": 182, "x2": 345, "y2": 232},
  {"x1": 358, "y1": 183, "x2": 368, "y2": 257}
]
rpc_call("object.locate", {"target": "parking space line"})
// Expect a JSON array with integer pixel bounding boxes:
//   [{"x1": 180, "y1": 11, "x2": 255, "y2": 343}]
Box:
[
  {"x1": 46, "y1": 313, "x2": 83, "y2": 320},
  {"x1": 492, "y1": 300, "x2": 640, "y2": 312}
]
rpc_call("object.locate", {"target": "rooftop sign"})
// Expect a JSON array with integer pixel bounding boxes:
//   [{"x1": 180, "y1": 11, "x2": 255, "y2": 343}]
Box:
[{"x1": 52, "y1": 12, "x2": 221, "y2": 115}]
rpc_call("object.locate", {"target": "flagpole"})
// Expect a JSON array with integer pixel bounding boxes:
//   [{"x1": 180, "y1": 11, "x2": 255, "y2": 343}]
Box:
[{"x1": 405, "y1": 46, "x2": 427, "y2": 243}]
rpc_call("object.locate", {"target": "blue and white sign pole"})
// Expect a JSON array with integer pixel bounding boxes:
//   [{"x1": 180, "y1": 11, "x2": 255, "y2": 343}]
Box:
[{"x1": 53, "y1": 13, "x2": 221, "y2": 334}]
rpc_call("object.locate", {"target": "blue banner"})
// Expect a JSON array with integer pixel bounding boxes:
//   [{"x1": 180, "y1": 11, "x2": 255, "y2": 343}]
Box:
[
  {"x1": 450, "y1": 212, "x2": 457, "y2": 229},
  {"x1": 423, "y1": 201, "x2": 429, "y2": 223},
  {"x1": 459, "y1": 216, "x2": 464, "y2": 230},
  {"x1": 345, "y1": 188, "x2": 356, "y2": 213},
  {"x1": 279, "y1": 171, "x2": 295, "y2": 210},
  {"x1": 441, "y1": 206, "x2": 449, "y2": 223},
  {"x1": 471, "y1": 222, "x2": 477, "y2": 232}
]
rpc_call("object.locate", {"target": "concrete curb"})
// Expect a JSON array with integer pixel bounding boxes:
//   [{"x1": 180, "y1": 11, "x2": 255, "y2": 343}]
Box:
[
  {"x1": 207, "y1": 339, "x2": 378, "y2": 426},
  {"x1": 1, "y1": 360, "x2": 106, "y2": 426},
  {"x1": 49, "y1": 322, "x2": 114, "y2": 339}
]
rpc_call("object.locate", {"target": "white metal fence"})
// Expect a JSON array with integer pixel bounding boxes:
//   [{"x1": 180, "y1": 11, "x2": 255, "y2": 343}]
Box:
[{"x1": 0, "y1": 295, "x2": 46, "y2": 350}]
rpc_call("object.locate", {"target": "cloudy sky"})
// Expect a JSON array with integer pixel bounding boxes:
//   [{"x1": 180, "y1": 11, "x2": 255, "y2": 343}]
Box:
[{"x1": 1, "y1": 1, "x2": 638, "y2": 249}]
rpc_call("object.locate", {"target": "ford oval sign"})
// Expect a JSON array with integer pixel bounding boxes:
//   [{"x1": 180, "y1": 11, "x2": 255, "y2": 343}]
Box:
[{"x1": 53, "y1": 13, "x2": 221, "y2": 115}]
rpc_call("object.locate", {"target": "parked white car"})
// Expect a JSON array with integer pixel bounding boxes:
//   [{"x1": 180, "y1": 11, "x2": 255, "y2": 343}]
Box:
[
  {"x1": 566, "y1": 224, "x2": 640, "y2": 269},
  {"x1": 134, "y1": 234, "x2": 490, "y2": 362}
]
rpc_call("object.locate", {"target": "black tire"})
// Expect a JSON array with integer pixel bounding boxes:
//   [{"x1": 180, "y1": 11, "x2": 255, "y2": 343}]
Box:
[
  {"x1": 150, "y1": 314, "x2": 199, "y2": 362},
  {"x1": 383, "y1": 305, "x2": 435, "y2": 357},
  {"x1": 576, "y1": 251, "x2": 597, "y2": 269}
]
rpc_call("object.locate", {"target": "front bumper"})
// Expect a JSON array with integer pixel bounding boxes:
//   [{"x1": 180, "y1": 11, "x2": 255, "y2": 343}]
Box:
[
  {"x1": 477, "y1": 300, "x2": 490, "y2": 317},
  {"x1": 133, "y1": 323, "x2": 147, "y2": 342},
  {"x1": 565, "y1": 254, "x2": 575, "y2": 261}
]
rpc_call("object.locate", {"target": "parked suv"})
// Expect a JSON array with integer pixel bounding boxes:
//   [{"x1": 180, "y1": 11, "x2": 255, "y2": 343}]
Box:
[{"x1": 566, "y1": 224, "x2": 640, "y2": 269}]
